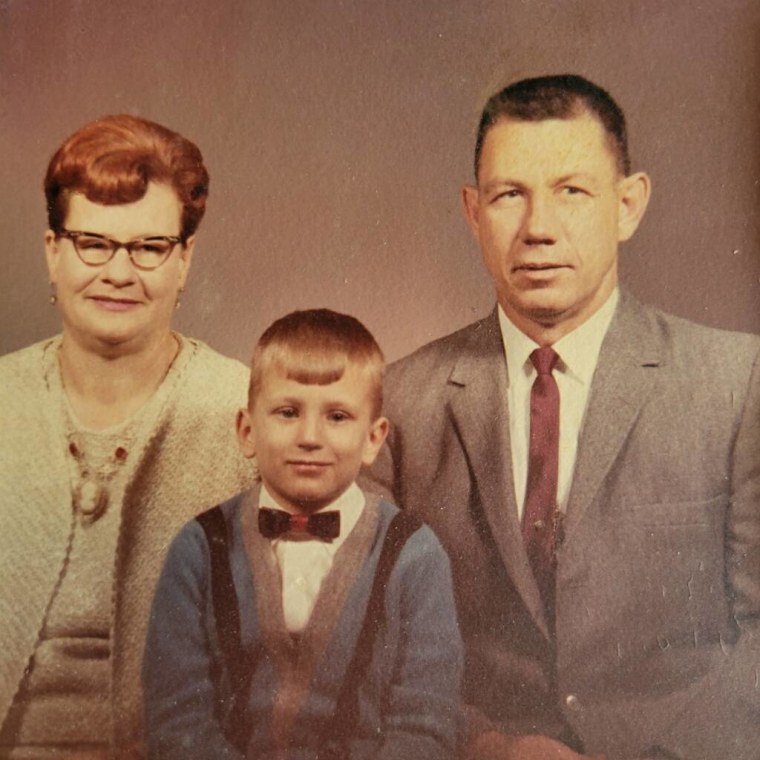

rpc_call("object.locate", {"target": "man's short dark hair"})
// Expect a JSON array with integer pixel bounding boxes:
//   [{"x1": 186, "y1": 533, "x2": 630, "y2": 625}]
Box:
[{"x1": 474, "y1": 74, "x2": 630, "y2": 179}]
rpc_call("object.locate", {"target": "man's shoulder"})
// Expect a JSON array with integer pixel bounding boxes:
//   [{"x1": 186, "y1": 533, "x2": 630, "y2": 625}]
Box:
[
  {"x1": 622, "y1": 295, "x2": 760, "y2": 367},
  {"x1": 386, "y1": 312, "x2": 499, "y2": 384}
]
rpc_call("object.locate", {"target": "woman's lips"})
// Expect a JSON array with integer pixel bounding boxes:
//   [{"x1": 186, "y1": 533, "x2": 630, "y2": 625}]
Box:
[{"x1": 90, "y1": 296, "x2": 140, "y2": 311}]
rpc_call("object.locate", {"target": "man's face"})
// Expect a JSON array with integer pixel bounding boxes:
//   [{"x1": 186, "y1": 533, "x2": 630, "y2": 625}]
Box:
[
  {"x1": 237, "y1": 362, "x2": 388, "y2": 515},
  {"x1": 463, "y1": 113, "x2": 648, "y2": 340}
]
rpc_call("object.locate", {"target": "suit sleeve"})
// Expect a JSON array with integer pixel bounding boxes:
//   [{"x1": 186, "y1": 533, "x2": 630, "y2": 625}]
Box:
[
  {"x1": 142, "y1": 522, "x2": 244, "y2": 760},
  {"x1": 370, "y1": 527, "x2": 463, "y2": 760}
]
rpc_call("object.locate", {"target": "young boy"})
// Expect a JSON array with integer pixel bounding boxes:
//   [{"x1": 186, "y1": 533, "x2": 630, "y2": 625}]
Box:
[{"x1": 142, "y1": 309, "x2": 462, "y2": 759}]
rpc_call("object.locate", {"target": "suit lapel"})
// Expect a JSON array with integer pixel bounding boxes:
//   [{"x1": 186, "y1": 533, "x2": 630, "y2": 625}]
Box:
[
  {"x1": 448, "y1": 310, "x2": 552, "y2": 639},
  {"x1": 563, "y1": 292, "x2": 662, "y2": 539}
]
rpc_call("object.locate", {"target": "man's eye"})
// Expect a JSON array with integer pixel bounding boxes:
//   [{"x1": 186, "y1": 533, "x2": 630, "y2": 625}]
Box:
[
  {"x1": 494, "y1": 189, "x2": 522, "y2": 201},
  {"x1": 562, "y1": 186, "x2": 587, "y2": 196}
]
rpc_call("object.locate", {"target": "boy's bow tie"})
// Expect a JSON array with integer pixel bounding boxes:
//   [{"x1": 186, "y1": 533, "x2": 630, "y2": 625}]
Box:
[{"x1": 258, "y1": 507, "x2": 340, "y2": 541}]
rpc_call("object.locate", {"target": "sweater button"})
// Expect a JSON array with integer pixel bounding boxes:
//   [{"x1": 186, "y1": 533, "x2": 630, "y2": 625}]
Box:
[{"x1": 565, "y1": 694, "x2": 581, "y2": 711}]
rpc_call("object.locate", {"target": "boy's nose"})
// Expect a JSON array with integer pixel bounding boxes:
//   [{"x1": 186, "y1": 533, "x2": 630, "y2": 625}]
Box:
[{"x1": 296, "y1": 416, "x2": 322, "y2": 449}]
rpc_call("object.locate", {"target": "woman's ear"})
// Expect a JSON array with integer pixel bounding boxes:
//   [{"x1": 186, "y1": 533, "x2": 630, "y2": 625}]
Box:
[{"x1": 44, "y1": 230, "x2": 60, "y2": 284}]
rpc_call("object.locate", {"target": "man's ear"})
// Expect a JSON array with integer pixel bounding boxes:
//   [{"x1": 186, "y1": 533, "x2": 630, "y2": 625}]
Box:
[
  {"x1": 177, "y1": 234, "x2": 195, "y2": 290},
  {"x1": 236, "y1": 407, "x2": 256, "y2": 459},
  {"x1": 461, "y1": 184, "x2": 482, "y2": 240},
  {"x1": 617, "y1": 172, "x2": 651, "y2": 242},
  {"x1": 361, "y1": 416, "x2": 390, "y2": 467},
  {"x1": 45, "y1": 230, "x2": 60, "y2": 283}
]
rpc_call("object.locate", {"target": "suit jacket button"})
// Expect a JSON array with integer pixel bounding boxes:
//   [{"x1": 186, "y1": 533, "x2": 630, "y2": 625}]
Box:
[{"x1": 565, "y1": 694, "x2": 581, "y2": 710}]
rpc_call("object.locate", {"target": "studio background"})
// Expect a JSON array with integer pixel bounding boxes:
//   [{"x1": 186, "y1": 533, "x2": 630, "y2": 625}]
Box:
[{"x1": 2, "y1": 0, "x2": 758, "y2": 363}]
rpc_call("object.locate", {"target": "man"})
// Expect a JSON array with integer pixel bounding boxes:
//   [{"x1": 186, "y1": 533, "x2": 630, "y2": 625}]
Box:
[{"x1": 367, "y1": 75, "x2": 760, "y2": 759}]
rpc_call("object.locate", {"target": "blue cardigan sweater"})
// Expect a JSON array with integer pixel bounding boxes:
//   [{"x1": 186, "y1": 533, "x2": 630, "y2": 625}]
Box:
[{"x1": 142, "y1": 488, "x2": 462, "y2": 759}]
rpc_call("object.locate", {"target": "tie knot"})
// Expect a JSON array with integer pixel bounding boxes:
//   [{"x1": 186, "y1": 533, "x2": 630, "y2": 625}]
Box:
[{"x1": 530, "y1": 346, "x2": 559, "y2": 376}]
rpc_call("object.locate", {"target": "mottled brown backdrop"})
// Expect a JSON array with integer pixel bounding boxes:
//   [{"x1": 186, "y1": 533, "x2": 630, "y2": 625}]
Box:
[{"x1": 2, "y1": 0, "x2": 759, "y2": 362}]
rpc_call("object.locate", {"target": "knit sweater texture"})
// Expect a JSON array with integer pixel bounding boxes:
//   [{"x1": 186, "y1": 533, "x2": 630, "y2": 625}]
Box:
[{"x1": 0, "y1": 335, "x2": 256, "y2": 757}]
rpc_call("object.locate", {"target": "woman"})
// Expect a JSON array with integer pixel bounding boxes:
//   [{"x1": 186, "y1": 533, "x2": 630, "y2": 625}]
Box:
[{"x1": 0, "y1": 115, "x2": 255, "y2": 758}]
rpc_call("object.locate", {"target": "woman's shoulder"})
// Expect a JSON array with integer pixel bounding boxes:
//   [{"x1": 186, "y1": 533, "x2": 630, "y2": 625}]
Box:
[
  {"x1": 169, "y1": 334, "x2": 249, "y2": 404},
  {"x1": 0, "y1": 336, "x2": 59, "y2": 387},
  {"x1": 176, "y1": 334, "x2": 249, "y2": 383}
]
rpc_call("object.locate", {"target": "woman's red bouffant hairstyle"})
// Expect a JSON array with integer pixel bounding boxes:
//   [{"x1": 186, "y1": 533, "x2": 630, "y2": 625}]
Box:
[{"x1": 44, "y1": 114, "x2": 209, "y2": 241}]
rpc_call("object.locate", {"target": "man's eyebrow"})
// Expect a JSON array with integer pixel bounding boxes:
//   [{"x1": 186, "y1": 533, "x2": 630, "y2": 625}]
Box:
[
  {"x1": 479, "y1": 178, "x2": 525, "y2": 193},
  {"x1": 553, "y1": 172, "x2": 601, "y2": 186}
]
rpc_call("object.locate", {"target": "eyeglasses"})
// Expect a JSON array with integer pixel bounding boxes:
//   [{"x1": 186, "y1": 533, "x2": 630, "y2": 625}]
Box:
[{"x1": 57, "y1": 229, "x2": 183, "y2": 271}]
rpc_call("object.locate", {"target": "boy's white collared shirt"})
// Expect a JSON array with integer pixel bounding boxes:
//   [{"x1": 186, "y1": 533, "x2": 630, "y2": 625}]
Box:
[{"x1": 259, "y1": 482, "x2": 365, "y2": 633}]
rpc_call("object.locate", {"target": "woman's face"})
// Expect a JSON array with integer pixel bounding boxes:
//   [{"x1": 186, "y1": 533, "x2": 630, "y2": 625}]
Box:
[{"x1": 45, "y1": 182, "x2": 194, "y2": 353}]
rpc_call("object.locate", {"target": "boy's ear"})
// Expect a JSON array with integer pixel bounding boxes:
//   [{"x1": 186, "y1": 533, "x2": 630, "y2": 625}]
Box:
[
  {"x1": 361, "y1": 416, "x2": 389, "y2": 467},
  {"x1": 236, "y1": 408, "x2": 256, "y2": 459}
]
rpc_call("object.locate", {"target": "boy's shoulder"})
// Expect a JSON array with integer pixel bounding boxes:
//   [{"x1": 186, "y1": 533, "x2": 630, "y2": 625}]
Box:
[
  {"x1": 170, "y1": 489, "x2": 253, "y2": 555},
  {"x1": 365, "y1": 489, "x2": 448, "y2": 565}
]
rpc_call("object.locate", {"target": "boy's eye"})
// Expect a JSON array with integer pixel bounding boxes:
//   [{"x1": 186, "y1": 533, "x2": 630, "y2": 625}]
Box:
[
  {"x1": 275, "y1": 407, "x2": 298, "y2": 419},
  {"x1": 328, "y1": 411, "x2": 350, "y2": 423}
]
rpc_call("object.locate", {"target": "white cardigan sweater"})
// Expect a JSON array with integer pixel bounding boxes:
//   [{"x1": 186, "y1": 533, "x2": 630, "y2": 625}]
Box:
[{"x1": 0, "y1": 335, "x2": 255, "y2": 757}]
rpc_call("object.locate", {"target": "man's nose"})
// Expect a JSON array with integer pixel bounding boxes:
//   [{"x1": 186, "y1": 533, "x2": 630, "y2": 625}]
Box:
[
  {"x1": 100, "y1": 246, "x2": 137, "y2": 285},
  {"x1": 521, "y1": 193, "x2": 558, "y2": 245}
]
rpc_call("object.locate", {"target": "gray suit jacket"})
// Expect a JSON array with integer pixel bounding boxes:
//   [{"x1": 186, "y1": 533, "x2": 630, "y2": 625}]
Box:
[{"x1": 367, "y1": 291, "x2": 760, "y2": 760}]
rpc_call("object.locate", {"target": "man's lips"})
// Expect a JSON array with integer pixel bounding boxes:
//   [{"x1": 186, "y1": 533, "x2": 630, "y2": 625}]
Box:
[{"x1": 513, "y1": 262, "x2": 570, "y2": 272}]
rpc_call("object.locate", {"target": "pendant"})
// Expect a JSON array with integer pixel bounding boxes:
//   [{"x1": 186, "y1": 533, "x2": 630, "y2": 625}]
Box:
[{"x1": 76, "y1": 479, "x2": 109, "y2": 523}]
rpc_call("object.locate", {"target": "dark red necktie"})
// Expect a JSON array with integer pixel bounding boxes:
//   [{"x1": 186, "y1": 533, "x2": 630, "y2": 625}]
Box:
[
  {"x1": 522, "y1": 346, "x2": 560, "y2": 624},
  {"x1": 258, "y1": 507, "x2": 340, "y2": 541}
]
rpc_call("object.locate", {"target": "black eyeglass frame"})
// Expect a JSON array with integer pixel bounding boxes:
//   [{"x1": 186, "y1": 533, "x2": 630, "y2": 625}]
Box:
[{"x1": 56, "y1": 229, "x2": 184, "y2": 271}]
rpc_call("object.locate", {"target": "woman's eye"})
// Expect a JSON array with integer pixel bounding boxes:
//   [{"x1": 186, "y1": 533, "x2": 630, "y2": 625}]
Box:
[
  {"x1": 80, "y1": 237, "x2": 110, "y2": 250},
  {"x1": 134, "y1": 240, "x2": 171, "y2": 255}
]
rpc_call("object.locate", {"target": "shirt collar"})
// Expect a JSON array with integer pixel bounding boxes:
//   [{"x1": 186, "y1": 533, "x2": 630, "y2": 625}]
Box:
[
  {"x1": 499, "y1": 288, "x2": 619, "y2": 384},
  {"x1": 258, "y1": 481, "x2": 365, "y2": 543}
]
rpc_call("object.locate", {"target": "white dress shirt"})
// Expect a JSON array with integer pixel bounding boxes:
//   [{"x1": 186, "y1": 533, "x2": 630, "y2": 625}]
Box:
[
  {"x1": 499, "y1": 289, "x2": 618, "y2": 520},
  {"x1": 259, "y1": 482, "x2": 365, "y2": 633}
]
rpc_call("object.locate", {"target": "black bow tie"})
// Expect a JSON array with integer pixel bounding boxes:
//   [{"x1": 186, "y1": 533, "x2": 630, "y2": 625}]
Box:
[{"x1": 258, "y1": 507, "x2": 340, "y2": 541}]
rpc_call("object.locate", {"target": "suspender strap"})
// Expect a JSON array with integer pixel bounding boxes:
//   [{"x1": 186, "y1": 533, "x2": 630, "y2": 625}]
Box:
[
  {"x1": 195, "y1": 506, "x2": 255, "y2": 753},
  {"x1": 330, "y1": 509, "x2": 423, "y2": 754}
]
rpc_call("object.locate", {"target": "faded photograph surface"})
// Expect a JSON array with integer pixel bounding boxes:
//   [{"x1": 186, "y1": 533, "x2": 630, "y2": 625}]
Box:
[{"x1": 1, "y1": 1, "x2": 758, "y2": 758}]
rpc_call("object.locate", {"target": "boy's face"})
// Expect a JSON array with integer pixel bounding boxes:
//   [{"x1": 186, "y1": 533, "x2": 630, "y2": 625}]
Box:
[{"x1": 237, "y1": 361, "x2": 388, "y2": 515}]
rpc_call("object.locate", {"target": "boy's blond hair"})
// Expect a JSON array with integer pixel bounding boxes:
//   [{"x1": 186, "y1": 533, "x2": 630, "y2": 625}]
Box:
[{"x1": 248, "y1": 309, "x2": 385, "y2": 419}]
